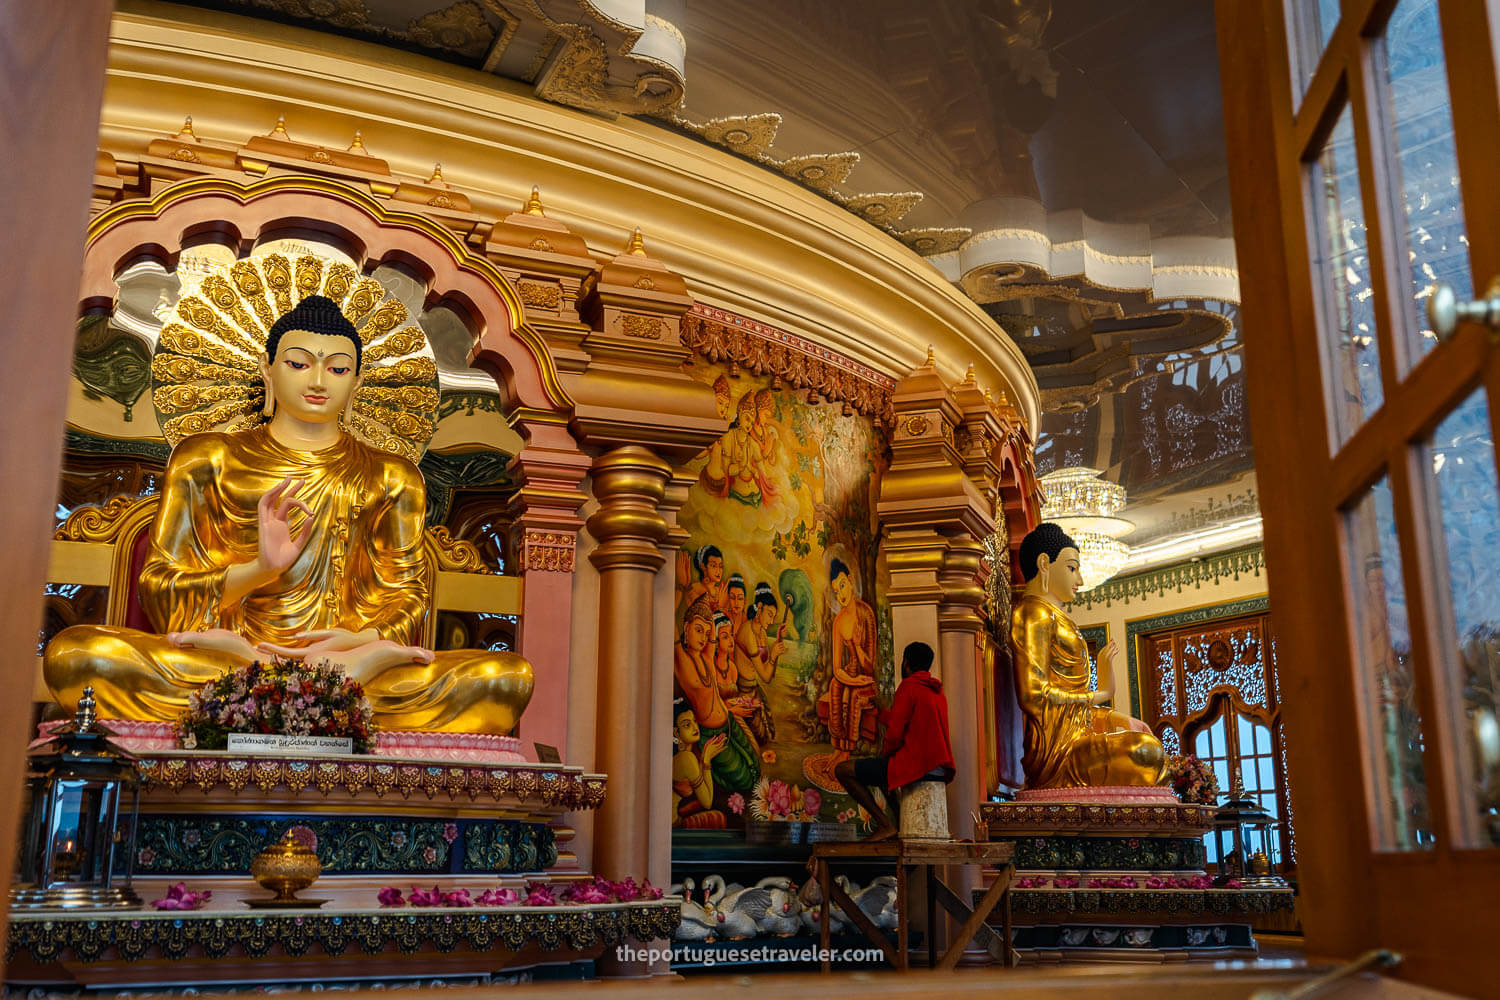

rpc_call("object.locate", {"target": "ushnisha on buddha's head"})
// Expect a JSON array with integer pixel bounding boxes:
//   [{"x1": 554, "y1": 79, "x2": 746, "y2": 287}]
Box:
[
  {"x1": 258, "y1": 295, "x2": 364, "y2": 434},
  {"x1": 1019, "y1": 522, "x2": 1084, "y2": 604}
]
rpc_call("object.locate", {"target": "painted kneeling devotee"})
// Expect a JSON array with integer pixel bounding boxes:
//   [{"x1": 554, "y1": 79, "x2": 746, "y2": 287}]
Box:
[
  {"x1": 1011, "y1": 522, "x2": 1166, "y2": 787},
  {"x1": 43, "y1": 295, "x2": 534, "y2": 735},
  {"x1": 835, "y1": 641, "x2": 955, "y2": 841}
]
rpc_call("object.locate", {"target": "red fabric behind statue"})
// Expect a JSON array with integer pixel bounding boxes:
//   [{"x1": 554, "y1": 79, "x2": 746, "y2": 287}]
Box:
[{"x1": 882, "y1": 670, "x2": 955, "y2": 790}]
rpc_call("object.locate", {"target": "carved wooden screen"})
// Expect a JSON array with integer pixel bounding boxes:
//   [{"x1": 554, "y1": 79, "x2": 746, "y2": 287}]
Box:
[{"x1": 1139, "y1": 612, "x2": 1294, "y2": 870}]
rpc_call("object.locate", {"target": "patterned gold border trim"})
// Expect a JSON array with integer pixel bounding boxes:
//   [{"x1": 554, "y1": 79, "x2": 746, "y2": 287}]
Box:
[
  {"x1": 682, "y1": 304, "x2": 895, "y2": 419},
  {"x1": 135, "y1": 753, "x2": 608, "y2": 809}
]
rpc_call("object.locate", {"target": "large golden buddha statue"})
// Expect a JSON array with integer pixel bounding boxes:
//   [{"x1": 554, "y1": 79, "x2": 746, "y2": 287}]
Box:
[
  {"x1": 45, "y1": 274, "x2": 533, "y2": 736},
  {"x1": 1010, "y1": 523, "x2": 1165, "y2": 787}
]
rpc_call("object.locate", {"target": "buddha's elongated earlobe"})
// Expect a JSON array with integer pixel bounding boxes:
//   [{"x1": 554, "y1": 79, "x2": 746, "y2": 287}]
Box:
[
  {"x1": 342, "y1": 392, "x2": 356, "y2": 429},
  {"x1": 1039, "y1": 558, "x2": 1051, "y2": 596},
  {"x1": 261, "y1": 384, "x2": 275, "y2": 418}
]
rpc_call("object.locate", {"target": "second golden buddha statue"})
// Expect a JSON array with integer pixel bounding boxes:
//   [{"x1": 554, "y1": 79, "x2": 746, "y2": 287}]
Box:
[
  {"x1": 1011, "y1": 522, "x2": 1166, "y2": 788},
  {"x1": 44, "y1": 287, "x2": 533, "y2": 736}
]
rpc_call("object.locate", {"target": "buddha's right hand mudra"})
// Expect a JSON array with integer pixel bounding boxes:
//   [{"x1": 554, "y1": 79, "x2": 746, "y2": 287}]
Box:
[
  {"x1": 1010, "y1": 523, "x2": 1166, "y2": 788},
  {"x1": 44, "y1": 295, "x2": 533, "y2": 736}
]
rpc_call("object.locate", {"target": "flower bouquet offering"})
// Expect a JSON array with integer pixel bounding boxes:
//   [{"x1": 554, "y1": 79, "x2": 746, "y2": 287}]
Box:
[
  {"x1": 176, "y1": 656, "x2": 376, "y2": 753},
  {"x1": 1166, "y1": 753, "x2": 1221, "y2": 805},
  {"x1": 152, "y1": 882, "x2": 212, "y2": 910},
  {"x1": 378, "y1": 876, "x2": 665, "y2": 908}
]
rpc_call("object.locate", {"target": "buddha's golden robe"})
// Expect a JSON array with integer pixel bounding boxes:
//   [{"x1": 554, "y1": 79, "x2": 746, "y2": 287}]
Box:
[
  {"x1": 44, "y1": 427, "x2": 533, "y2": 735},
  {"x1": 1011, "y1": 594, "x2": 1165, "y2": 787}
]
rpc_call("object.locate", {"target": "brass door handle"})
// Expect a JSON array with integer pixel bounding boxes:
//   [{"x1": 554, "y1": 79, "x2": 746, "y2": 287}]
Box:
[{"x1": 1428, "y1": 279, "x2": 1500, "y2": 341}]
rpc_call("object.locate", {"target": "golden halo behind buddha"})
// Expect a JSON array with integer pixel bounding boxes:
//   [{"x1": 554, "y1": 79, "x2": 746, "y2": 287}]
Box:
[{"x1": 149, "y1": 251, "x2": 440, "y2": 462}]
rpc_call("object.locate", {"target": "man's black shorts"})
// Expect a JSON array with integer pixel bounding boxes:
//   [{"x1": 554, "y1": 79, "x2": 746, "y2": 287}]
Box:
[{"x1": 851, "y1": 754, "x2": 889, "y2": 789}]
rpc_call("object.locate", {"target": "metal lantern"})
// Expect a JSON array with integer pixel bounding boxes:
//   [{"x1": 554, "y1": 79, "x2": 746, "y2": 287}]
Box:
[
  {"x1": 10, "y1": 688, "x2": 142, "y2": 910},
  {"x1": 1211, "y1": 778, "x2": 1288, "y2": 888}
]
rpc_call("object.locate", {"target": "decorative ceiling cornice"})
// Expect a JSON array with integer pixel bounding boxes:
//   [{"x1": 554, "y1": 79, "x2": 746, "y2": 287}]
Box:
[
  {"x1": 663, "y1": 112, "x2": 970, "y2": 254},
  {"x1": 168, "y1": 0, "x2": 686, "y2": 116}
]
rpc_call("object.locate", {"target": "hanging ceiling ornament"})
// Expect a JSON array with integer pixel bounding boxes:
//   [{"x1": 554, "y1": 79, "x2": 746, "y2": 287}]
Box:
[
  {"x1": 150, "y1": 251, "x2": 440, "y2": 463},
  {"x1": 1039, "y1": 466, "x2": 1133, "y2": 592}
]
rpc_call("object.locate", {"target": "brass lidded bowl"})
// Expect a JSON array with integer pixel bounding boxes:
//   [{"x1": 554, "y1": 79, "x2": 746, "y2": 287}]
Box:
[{"x1": 249, "y1": 831, "x2": 322, "y2": 904}]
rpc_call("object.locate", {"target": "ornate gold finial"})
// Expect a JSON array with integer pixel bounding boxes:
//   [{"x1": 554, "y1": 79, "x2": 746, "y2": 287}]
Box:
[
  {"x1": 428, "y1": 163, "x2": 445, "y2": 185},
  {"x1": 924, "y1": 345, "x2": 936, "y2": 368},
  {"x1": 347, "y1": 130, "x2": 366, "y2": 153},
  {"x1": 177, "y1": 116, "x2": 197, "y2": 140},
  {"x1": 963, "y1": 362, "x2": 978, "y2": 385},
  {"x1": 523, "y1": 185, "x2": 545, "y2": 216},
  {"x1": 269, "y1": 115, "x2": 290, "y2": 139},
  {"x1": 625, "y1": 227, "x2": 647, "y2": 256}
]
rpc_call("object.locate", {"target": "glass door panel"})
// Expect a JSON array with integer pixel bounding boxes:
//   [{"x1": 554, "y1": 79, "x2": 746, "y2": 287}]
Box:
[
  {"x1": 1308, "y1": 109, "x2": 1384, "y2": 447},
  {"x1": 1373, "y1": 0, "x2": 1473, "y2": 365},
  {"x1": 1289, "y1": 0, "x2": 1344, "y2": 94},
  {"x1": 1345, "y1": 478, "x2": 1434, "y2": 850},
  {"x1": 1422, "y1": 388, "x2": 1500, "y2": 846}
]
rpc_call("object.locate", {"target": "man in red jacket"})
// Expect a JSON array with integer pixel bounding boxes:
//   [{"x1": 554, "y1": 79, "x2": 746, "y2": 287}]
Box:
[{"x1": 834, "y1": 641, "x2": 955, "y2": 841}]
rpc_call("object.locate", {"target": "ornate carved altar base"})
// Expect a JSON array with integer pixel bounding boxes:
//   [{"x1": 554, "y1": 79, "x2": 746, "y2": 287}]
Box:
[
  {"x1": 979, "y1": 793, "x2": 1293, "y2": 964},
  {"x1": 3, "y1": 745, "x2": 683, "y2": 988},
  {"x1": 5, "y1": 901, "x2": 681, "y2": 988}
]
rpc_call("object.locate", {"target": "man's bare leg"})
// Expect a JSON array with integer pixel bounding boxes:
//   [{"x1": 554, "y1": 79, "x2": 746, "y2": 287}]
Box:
[{"x1": 834, "y1": 759, "x2": 897, "y2": 841}]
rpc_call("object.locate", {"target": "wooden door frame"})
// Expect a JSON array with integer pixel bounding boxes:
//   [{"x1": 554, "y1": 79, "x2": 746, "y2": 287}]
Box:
[{"x1": 1217, "y1": 0, "x2": 1500, "y2": 990}]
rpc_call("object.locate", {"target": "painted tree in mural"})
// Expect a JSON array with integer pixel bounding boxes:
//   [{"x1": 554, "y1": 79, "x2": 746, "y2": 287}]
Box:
[{"x1": 672, "y1": 366, "x2": 892, "y2": 834}]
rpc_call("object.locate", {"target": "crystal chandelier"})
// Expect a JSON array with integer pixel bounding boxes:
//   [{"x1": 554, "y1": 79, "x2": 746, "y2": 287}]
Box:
[{"x1": 1038, "y1": 467, "x2": 1133, "y2": 592}]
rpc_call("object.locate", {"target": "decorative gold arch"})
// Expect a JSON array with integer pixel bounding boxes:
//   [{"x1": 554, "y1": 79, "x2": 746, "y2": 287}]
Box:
[{"x1": 82, "y1": 175, "x2": 575, "y2": 418}]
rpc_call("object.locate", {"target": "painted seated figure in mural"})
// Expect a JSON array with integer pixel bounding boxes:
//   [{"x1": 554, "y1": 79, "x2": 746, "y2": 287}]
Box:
[
  {"x1": 733, "y1": 582, "x2": 786, "y2": 745},
  {"x1": 674, "y1": 596, "x2": 761, "y2": 793},
  {"x1": 672, "y1": 701, "x2": 728, "y2": 829},
  {"x1": 43, "y1": 295, "x2": 534, "y2": 735},
  {"x1": 819, "y1": 558, "x2": 880, "y2": 762},
  {"x1": 1011, "y1": 523, "x2": 1166, "y2": 787}
]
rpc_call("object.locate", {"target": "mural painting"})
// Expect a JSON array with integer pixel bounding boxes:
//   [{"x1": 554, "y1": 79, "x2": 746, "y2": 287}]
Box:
[{"x1": 671, "y1": 363, "x2": 893, "y2": 835}]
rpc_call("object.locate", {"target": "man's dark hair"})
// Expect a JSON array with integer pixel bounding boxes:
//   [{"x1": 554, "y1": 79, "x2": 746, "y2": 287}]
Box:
[
  {"x1": 902, "y1": 641, "x2": 935, "y2": 675},
  {"x1": 1018, "y1": 522, "x2": 1078, "y2": 582},
  {"x1": 829, "y1": 557, "x2": 850, "y2": 582},
  {"x1": 265, "y1": 295, "x2": 363, "y2": 372}
]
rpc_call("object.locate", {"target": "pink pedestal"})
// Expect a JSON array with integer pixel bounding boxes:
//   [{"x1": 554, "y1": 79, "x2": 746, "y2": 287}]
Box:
[{"x1": 1015, "y1": 785, "x2": 1181, "y2": 805}]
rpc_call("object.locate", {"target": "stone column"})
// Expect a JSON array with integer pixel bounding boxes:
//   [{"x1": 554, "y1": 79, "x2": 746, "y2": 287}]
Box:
[
  {"x1": 0, "y1": 2, "x2": 113, "y2": 970},
  {"x1": 586, "y1": 446, "x2": 671, "y2": 977}
]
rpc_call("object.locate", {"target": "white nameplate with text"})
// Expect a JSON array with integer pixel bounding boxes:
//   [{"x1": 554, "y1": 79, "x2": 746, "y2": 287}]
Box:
[{"x1": 226, "y1": 733, "x2": 354, "y2": 755}]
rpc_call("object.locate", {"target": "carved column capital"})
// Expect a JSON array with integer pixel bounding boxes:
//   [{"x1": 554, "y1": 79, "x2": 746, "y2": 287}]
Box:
[
  {"x1": 939, "y1": 531, "x2": 987, "y2": 634},
  {"x1": 883, "y1": 526, "x2": 948, "y2": 608},
  {"x1": 517, "y1": 528, "x2": 577, "y2": 573},
  {"x1": 586, "y1": 446, "x2": 672, "y2": 572}
]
